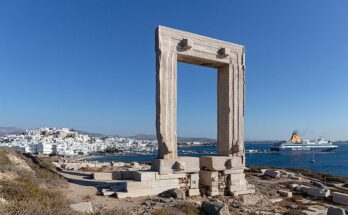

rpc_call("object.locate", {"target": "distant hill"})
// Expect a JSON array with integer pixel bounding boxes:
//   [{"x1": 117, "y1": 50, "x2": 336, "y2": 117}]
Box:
[
  {"x1": 245, "y1": 140, "x2": 281, "y2": 144},
  {"x1": 334, "y1": 141, "x2": 348, "y2": 144},
  {"x1": 0, "y1": 127, "x2": 25, "y2": 136}
]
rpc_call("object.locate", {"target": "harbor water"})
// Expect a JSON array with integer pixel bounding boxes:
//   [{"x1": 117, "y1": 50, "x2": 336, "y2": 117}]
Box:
[{"x1": 85, "y1": 142, "x2": 348, "y2": 178}]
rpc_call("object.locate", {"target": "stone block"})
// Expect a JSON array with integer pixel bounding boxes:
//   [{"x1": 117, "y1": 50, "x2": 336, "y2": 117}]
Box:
[
  {"x1": 151, "y1": 157, "x2": 200, "y2": 175},
  {"x1": 125, "y1": 178, "x2": 178, "y2": 191},
  {"x1": 64, "y1": 162, "x2": 81, "y2": 170},
  {"x1": 289, "y1": 184, "x2": 299, "y2": 189},
  {"x1": 152, "y1": 178, "x2": 179, "y2": 187},
  {"x1": 229, "y1": 178, "x2": 247, "y2": 187},
  {"x1": 280, "y1": 170, "x2": 289, "y2": 176},
  {"x1": 229, "y1": 173, "x2": 246, "y2": 181},
  {"x1": 200, "y1": 156, "x2": 243, "y2": 171},
  {"x1": 270, "y1": 198, "x2": 283, "y2": 203},
  {"x1": 93, "y1": 172, "x2": 113, "y2": 181},
  {"x1": 190, "y1": 173, "x2": 199, "y2": 189},
  {"x1": 200, "y1": 170, "x2": 219, "y2": 187},
  {"x1": 134, "y1": 171, "x2": 156, "y2": 182},
  {"x1": 296, "y1": 185, "x2": 304, "y2": 192},
  {"x1": 312, "y1": 180, "x2": 325, "y2": 189},
  {"x1": 188, "y1": 188, "x2": 200, "y2": 196},
  {"x1": 278, "y1": 190, "x2": 293, "y2": 198},
  {"x1": 328, "y1": 207, "x2": 346, "y2": 215},
  {"x1": 112, "y1": 171, "x2": 122, "y2": 180},
  {"x1": 155, "y1": 172, "x2": 187, "y2": 180},
  {"x1": 201, "y1": 201, "x2": 230, "y2": 215},
  {"x1": 207, "y1": 191, "x2": 220, "y2": 196},
  {"x1": 287, "y1": 174, "x2": 302, "y2": 181},
  {"x1": 116, "y1": 184, "x2": 180, "y2": 199},
  {"x1": 231, "y1": 189, "x2": 255, "y2": 196},
  {"x1": 260, "y1": 169, "x2": 267, "y2": 174},
  {"x1": 102, "y1": 189, "x2": 114, "y2": 196},
  {"x1": 264, "y1": 170, "x2": 281, "y2": 178},
  {"x1": 121, "y1": 170, "x2": 136, "y2": 180},
  {"x1": 225, "y1": 157, "x2": 244, "y2": 169},
  {"x1": 159, "y1": 188, "x2": 185, "y2": 199},
  {"x1": 333, "y1": 192, "x2": 348, "y2": 206},
  {"x1": 287, "y1": 173, "x2": 295, "y2": 178},
  {"x1": 302, "y1": 186, "x2": 330, "y2": 198},
  {"x1": 229, "y1": 185, "x2": 247, "y2": 192},
  {"x1": 125, "y1": 181, "x2": 152, "y2": 191},
  {"x1": 223, "y1": 169, "x2": 244, "y2": 175},
  {"x1": 70, "y1": 202, "x2": 93, "y2": 213},
  {"x1": 208, "y1": 186, "x2": 219, "y2": 193}
]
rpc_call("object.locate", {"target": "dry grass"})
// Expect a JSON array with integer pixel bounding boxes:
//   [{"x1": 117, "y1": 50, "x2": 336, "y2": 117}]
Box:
[
  {"x1": 21, "y1": 153, "x2": 67, "y2": 188},
  {"x1": 0, "y1": 148, "x2": 17, "y2": 172},
  {"x1": 284, "y1": 209, "x2": 306, "y2": 215},
  {"x1": 153, "y1": 208, "x2": 177, "y2": 215},
  {"x1": 153, "y1": 201, "x2": 200, "y2": 215},
  {"x1": 0, "y1": 178, "x2": 74, "y2": 215},
  {"x1": 0, "y1": 148, "x2": 76, "y2": 215}
]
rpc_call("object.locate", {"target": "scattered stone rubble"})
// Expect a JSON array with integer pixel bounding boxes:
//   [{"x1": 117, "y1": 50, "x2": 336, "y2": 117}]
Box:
[
  {"x1": 159, "y1": 188, "x2": 185, "y2": 200},
  {"x1": 278, "y1": 189, "x2": 293, "y2": 198},
  {"x1": 57, "y1": 160, "x2": 149, "y2": 171},
  {"x1": 201, "y1": 201, "x2": 230, "y2": 215},
  {"x1": 302, "y1": 186, "x2": 330, "y2": 198},
  {"x1": 59, "y1": 163, "x2": 348, "y2": 215},
  {"x1": 264, "y1": 169, "x2": 302, "y2": 180},
  {"x1": 328, "y1": 207, "x2": 346, "y2": 215},
  {"x1": 249, "y1": 168, "x2": 348, "y2": 215},
  {"x1": 70, "y1": 202, "x2": 93, "y2": 213},
  {"x1": 332, "y1": 192, "x2": 348, "y2": 206},
  {"x1": 265, "y1": 169, "x2": 281, "y2": 178}
]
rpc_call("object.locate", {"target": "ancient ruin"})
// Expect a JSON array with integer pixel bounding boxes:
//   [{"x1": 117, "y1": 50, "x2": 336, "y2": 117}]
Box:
[{"x1": 96, "y1": 26, "x2": 254, "y2": 198}]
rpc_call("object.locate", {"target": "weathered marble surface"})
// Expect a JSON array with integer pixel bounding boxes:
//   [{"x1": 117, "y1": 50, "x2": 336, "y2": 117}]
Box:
[{"x1": 156, "y1": 26, "x2": 246, "y2": 159}]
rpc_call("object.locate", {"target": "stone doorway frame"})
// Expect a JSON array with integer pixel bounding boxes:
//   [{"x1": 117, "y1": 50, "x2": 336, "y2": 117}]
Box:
[
  {"x1": 104, "y1": 26, "x2": 253, "y2": 199},
  {"x1": 156, "y1": 26, "x2": 246, "y2": 160}
]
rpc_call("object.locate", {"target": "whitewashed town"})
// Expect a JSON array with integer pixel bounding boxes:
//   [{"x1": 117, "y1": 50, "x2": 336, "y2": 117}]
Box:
[
  {"x1": 0, "y1": 127, "x2": 159, "y2": 156},
  {"x1": 0, "y1": 127, "x2": 208, "y2": 157}
]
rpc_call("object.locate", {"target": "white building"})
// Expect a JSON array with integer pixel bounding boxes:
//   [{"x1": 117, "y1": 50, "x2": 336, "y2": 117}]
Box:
[{"x1": 35, "y1": 143, "x2": 53, "y2": 155}]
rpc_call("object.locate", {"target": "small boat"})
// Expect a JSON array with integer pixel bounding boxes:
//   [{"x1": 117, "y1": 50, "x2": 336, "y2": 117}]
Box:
[{"x1": 271, "y1": 131, "x2": 338, "y2": 152}]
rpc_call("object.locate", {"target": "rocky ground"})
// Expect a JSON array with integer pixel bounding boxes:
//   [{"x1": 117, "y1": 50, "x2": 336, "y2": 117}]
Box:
[
  {"x1": 57, "y1": 159, "x2": 348, "y2": 215},
  {"x1": 1, "y1": 148, "x2": 348, "y2": 215}
]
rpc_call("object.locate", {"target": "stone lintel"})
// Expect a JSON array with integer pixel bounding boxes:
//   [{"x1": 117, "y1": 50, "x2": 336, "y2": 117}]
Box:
[{"x1": 157, "y1": 25, "x2": 244, "y2": 67}]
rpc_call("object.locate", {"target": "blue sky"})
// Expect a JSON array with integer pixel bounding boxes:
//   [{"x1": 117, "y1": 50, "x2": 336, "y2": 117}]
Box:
[{"x1": 1, "y1": 0, "x2": 348, "y2": 140}]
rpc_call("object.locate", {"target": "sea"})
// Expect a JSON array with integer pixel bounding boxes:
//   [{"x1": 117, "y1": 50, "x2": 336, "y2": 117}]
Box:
[{"x1": 85, "y1": 142, "x2": 348, "y2": 178}]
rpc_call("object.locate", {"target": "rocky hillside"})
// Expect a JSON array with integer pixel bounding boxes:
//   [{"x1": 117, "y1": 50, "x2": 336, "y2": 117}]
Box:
[{"x1": 0, "y1": 148, "x2": 77, "y2": 215}]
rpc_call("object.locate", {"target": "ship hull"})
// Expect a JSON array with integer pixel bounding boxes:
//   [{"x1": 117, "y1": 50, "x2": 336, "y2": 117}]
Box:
[{"x1": 271, "y1": 145, "x2": 338, "y2": 152}]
